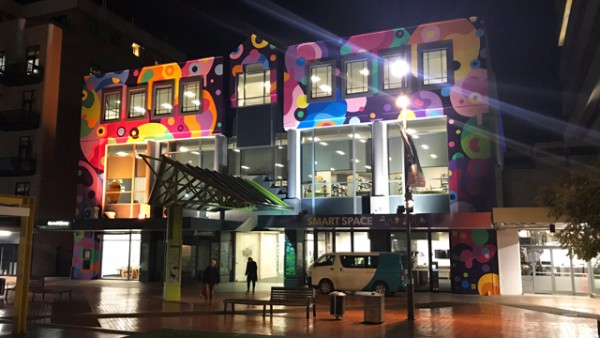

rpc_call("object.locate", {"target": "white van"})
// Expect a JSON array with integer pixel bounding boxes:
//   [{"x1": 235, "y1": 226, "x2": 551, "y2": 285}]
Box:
[{"x1": 307, "y1": 252, "x2": 406, "y2": 296}]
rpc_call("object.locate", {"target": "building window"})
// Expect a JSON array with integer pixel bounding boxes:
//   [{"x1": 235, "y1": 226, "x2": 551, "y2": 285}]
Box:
[
  {"x1": 382, "y1": 49, "x2": 411, "y2": 90},
  {"x1": 131, "y1": 42, "x2": 143, "y2": 57},
  {"x1": 26, "y1": 45, "x2": 40, "y2": 75},
  {"x1": 153, "y1": 82, "x2": 174, "y2": 116},
  {"x1": 18, "y1": 136, "x2": 33, "y2": 159},
  {"x1": 102, "y1": 89, "x2": 122, "y2": 122},
  {"x1": 0, "y1": 51, "x2": 5, "y2": 73},
  {"x1": 419, "y1": 41, "x2": 453, "y2": 87},
  {"x1": 160, "y1": 138, "x2": 215, "y2": 170},
  {"x1": 180, "y1": 79, "x2": 202, "y2": 114},
  {"x1": 236, "y1": 63, "x2": 270, "y2": 107},
  {"x1": 22, "y1": 90, "x2": 35, "y2": 113},
  {"x1": 387, "y1": 117, "x2": 448, "y2": 196},
  {"x1": 127, "y1": 87, "x2": 147, "y2": 119},
  {"x1": 344, "y1": 58, "x2": 370, "y2": 96},
  {"x1": 308, "y1": 61, "x2": 335, "y2": 101},
  {"x1": 104, "y1": 144, "x2": 148, "y2": 213},
  {"x1": 301, "y1": 125, "x2": 372, "y2": 198},
  {"x1": 15, "y1": 182, "x2": 30, "y2": 196}
]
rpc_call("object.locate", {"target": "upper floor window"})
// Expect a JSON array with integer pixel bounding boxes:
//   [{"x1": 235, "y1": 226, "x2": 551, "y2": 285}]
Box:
[
  {"x1": 308, "y1": 60, "x2": 335, "y2": 101},
  {"x1": 26, "y1": 45, "x2": 40, "y2": 75},
  {"x1": 0, "y1": 51, "x2": 5, "y2": 73},
  {"x1": 102, "y1": 88, "x2": 122, "y2": 122},
  {"x1": 236, "y1": 63, "x2": 270, "y2": 107},
  {"x1": 22, "y1": 90, "x2": 35, "y2": 113},
  {"x1": 344, "y1": 58, "x2": 370, "y2": 96},
  {"x1": 418, "y1": 41, "x2": 453, "y2": 87},
  {"x1": 127, "y1": 87, "x2": 147, "y2": 119},
  {"x1": 180, "y1": 78, "x2": 202, "y2": 114},
  {"x1": 153, "y1": 82, "x2": 174, "y2": 116},
  {"x1": 382, "y1": 49, "x2": 411, "y2": 90},
  {"x1": 131, "y1": 42, "x2": 143, "y2": 57}
]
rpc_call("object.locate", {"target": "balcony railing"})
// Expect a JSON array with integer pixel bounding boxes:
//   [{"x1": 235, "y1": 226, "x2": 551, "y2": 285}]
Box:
[
  {"x1": 0, "y1": 109, "x2": 40, "y2": 131},
  {"x1": 0, "y1": 157, "x2": 37, "y2": 176},
  {"x1": 0, "y1": 62, "x2": 44, "y2": 86}
]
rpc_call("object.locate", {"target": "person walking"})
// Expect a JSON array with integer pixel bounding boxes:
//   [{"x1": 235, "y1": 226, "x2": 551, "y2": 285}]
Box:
[
  {"x1": 202, "y1": 259, "x2": 220, "y2": 305},
  {"x1": 245, "y1": 257, "x2": 258, "y2": 293}
]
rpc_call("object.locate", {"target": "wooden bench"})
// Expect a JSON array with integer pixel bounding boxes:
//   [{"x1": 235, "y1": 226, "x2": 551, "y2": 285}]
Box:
[
  {"x1": 5, "y1": 277, "x2": 72, "y2": 301},
  {"x1": 223, "y1": 287, "x2": 316, "y2": 318}
]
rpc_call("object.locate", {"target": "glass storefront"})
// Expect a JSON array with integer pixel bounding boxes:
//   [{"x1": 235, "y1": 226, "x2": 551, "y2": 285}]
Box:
[
  {"x1": 301, "y1": 125, "x2": 372, "y2": 198},
  {"x1": 101, "y1": 232, "x2": 141, "y2": 280},
  {"x1": 520, "y1": 230, "x2": 597, "y2": 295},
  {"x1": 234, "y1": 232, "x2": 284, "y2": 282},
  {"x1": 391, "y1": 231, "x2": 451, "y2": 292},
  {"x1": 160, "y1": 137, "x2": 216, "y2": 169}
]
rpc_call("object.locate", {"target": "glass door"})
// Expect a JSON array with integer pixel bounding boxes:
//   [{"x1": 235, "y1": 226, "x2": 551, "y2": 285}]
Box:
[{"x1": 101, "y1": 232, "x2": 141, "y2": 280}]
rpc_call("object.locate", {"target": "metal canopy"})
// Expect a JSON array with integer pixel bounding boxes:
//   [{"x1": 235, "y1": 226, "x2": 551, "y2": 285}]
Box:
[{"x1": 142, "y1": 155, "x2": 290, "y2": 211}]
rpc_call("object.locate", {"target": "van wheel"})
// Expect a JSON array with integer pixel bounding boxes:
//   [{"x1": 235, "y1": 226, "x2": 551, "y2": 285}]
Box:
[
  {"x1": 373, "y1": 281, "x2": 389, "y2": 296},
  {"x1": 318, "y1": 279, "x2": 334, "y2": 294}
]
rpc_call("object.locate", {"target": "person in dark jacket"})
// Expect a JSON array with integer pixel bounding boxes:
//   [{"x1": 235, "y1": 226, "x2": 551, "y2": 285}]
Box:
[
  {"x1": 202, "y1": 259, "x2": 220, "y2": 305},
  {"x1": 245, "y1": 257, "x2": 258, "y2": 293}
]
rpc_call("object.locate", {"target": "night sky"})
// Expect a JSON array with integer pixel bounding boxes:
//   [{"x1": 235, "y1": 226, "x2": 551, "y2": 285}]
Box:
[{"x1": 98, "y1": 0, "x2": 563, "y2": 147}]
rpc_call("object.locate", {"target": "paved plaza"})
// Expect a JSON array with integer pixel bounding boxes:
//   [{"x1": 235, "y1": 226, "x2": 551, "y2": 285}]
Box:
[{"x1": 0, "y1": 278, "x2": 598, "y2": 337}]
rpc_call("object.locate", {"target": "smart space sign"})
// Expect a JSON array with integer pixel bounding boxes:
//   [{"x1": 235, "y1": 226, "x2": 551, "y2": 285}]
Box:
[{"x1": 258, "y1": 213, "x2": 491, "y2": 230}]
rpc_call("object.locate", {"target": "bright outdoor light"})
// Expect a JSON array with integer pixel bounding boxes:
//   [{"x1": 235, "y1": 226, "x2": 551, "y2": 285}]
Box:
[
  {"x1": 396, "y1": 95, "x2": 410, "y2": 109},
  {"x1": 390, "y1": 59, "x2": 410, "y2": 77}
]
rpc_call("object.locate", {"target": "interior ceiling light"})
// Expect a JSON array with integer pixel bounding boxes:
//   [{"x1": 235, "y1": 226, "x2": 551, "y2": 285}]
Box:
[
  {"x1": 275, "y1": 163, "x2": 285, "y2": 167},
  {"x1": 0, "y1": 231, "x2": 11, "y2": 237},
  {"x1": 241, "y1": 165, "x2": 250, "y2": 170},
  {"x1": 359, "y1": 68, "x2": 369, "y2": 76},
  {"x1": 319, "y1": 84, "x2": 332, "y2": 93},
  {"x1": 336, "y1": 150, "x2": 345, "y2": 155},
  {"x1": 421, "y1": 144, "x2": 430, "y2": 150},
  {"x1": 310, "y1": 75, "x2": 320, "y2": 83},
  {"x1": 319, "y1": 142, "x2": 328, "y2": 146},
  {"x1": 184, "y1": 91, "x2": 196, "y2": 98},
  {"x1": 116, "y1": 151, "x2": 128, "y2": 157},
  {"x1": 161, "y1": 103, "x2": 173, "y2": 110},
  {"x1": 430, "y1": 154, "x2": 438, "y2": 158},
  {"x1": 179, "y1": 146, "x2": 189, "y2": 152},
  {"x1": 390, "y1": 60, "x2": 409, "y2": 77}
]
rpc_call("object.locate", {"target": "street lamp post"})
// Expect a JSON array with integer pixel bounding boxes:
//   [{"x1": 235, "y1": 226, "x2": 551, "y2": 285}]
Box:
[{"x1": 396, "y1": 94, "x2": 415, "y2": 320}]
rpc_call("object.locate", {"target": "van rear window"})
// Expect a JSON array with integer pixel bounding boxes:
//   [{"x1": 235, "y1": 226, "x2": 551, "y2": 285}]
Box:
[{"x1": 341, "y1": 255, "x2": 378, "y2": 268}]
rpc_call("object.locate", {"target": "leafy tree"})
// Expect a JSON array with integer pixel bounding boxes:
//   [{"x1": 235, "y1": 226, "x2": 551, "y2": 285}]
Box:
[{"x1": 535, "y1": 166, "x2": 600, "y2": 261}]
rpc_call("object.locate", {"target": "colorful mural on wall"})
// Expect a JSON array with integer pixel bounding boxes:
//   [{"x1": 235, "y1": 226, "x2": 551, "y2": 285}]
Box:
[
  {"x1": 451, "y1": 229, "x2": 499, "y2": 295},
  {"x1": 72, "y1": 231, "x2": 102, "y2": 279},
  {"x1": 282, "y1": 17, "x2": 500, "y2": 294},
  {"x1": 229, "y1": 34, "x2": 279, "y2": 107},
  {"x1": 77, "y1": 57, "x2": 225, "y2": 217}
]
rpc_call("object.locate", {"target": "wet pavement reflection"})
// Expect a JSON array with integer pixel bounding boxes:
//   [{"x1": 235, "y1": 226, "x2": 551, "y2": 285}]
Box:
[{"x1": 0, "y1": 278, "x2": 597, "y2": 337}]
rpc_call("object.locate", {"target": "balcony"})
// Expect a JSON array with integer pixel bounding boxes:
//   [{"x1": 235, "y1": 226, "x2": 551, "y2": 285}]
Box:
[
  {"x1": 0, "y1": 157, "x2": 36, "y2": 176},
  {"x1": 0, "y1": 62, "x2": 44, "y2": 86},
  {"x1": 0, "y1": 109, "x2": 40, "y2": 131}
]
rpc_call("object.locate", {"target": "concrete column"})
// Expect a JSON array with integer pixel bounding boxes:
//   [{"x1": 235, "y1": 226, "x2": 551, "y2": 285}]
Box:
[
  {"x1": 372, "y1": 121, "x2": 389, "y2": 196},
  {"x1": 163, "y1": 204, "x2": 183, "y2": 301},
  {"x1": 287, "y1": 129, "x2": 301, "y2": 199},
  {"x1": 497, "y1": 229, "x2": 522, "y2": 295},
  {"x1": 214, "y1": 135, "x2": 228, "y2": 173}
]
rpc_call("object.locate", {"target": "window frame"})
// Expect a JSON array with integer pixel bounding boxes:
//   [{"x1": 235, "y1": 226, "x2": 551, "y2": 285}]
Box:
[
  {"x1": 342, "y1": 55, "x2": 372, "y2": 98},
  {"x1": 25, "y1": 45, "x2": 40, "y2": 75},
  {"x1": 379, "y1": 46, "x2": 413, "y2": 93},
  {"x1": 0, "y1": 50, "x2": 5, "y2": 73},
  {"x1": 152, "y1": 80, "x2": 175, "y2": 118},
  {"x1": 179, "y1": 76, "x2": 203, "y2": 114},
  {"x1": 236, "y1": 63, "x2": 271, "y2": 107},
  {"x1": 306, "y1": 59, "x2": 336, "y2": 103},
  {"x1": 101, "y1": 86, "x2": 123, "y2": 122},
  {"x1": 126, "y1": 85, "x2": 148, "y2": 120},
  {"x1": 417, "y1": 40, "x2": 454, "y2": 90}
]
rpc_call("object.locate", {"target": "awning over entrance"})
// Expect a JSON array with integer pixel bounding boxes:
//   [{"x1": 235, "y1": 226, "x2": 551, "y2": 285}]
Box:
[
  {"x1": 257, "y1": 212, "x2": 492, "y2": 230},
  {"x1": 492, "y1": 207, "x2": 568, "y2": 230},
  {"x1": 143, "y1": 155, "x2": 290, "y2": 211}
]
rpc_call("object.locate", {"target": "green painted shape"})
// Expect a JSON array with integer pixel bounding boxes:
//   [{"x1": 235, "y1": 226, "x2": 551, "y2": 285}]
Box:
[
  {"x1": 472, "y1": 229, "x2": 489, "y2": 245},
  {"x1": 246, "y1": 180, "x2": 290, "y2": 208},
  {"x1": 340, "y1": 44, "x2": 352, "y2": 56},
  {"x1": 371, "y1": 61, "x2": 379, "y2": 94},
  {"x1": 389, "y1": 28, "x2": 411, "y2": 48},
  {"x1": 140, "y1": 69, "x2": 155, "y2": 83}
]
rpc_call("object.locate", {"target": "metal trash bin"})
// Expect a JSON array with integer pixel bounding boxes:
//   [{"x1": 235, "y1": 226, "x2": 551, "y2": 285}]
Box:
[
  {"x1": 329, "y1": 291, "x2": 346, "y2": 319},
  {"x1": 364, "y1": 292, "x2": 384, "y2": 324}
]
